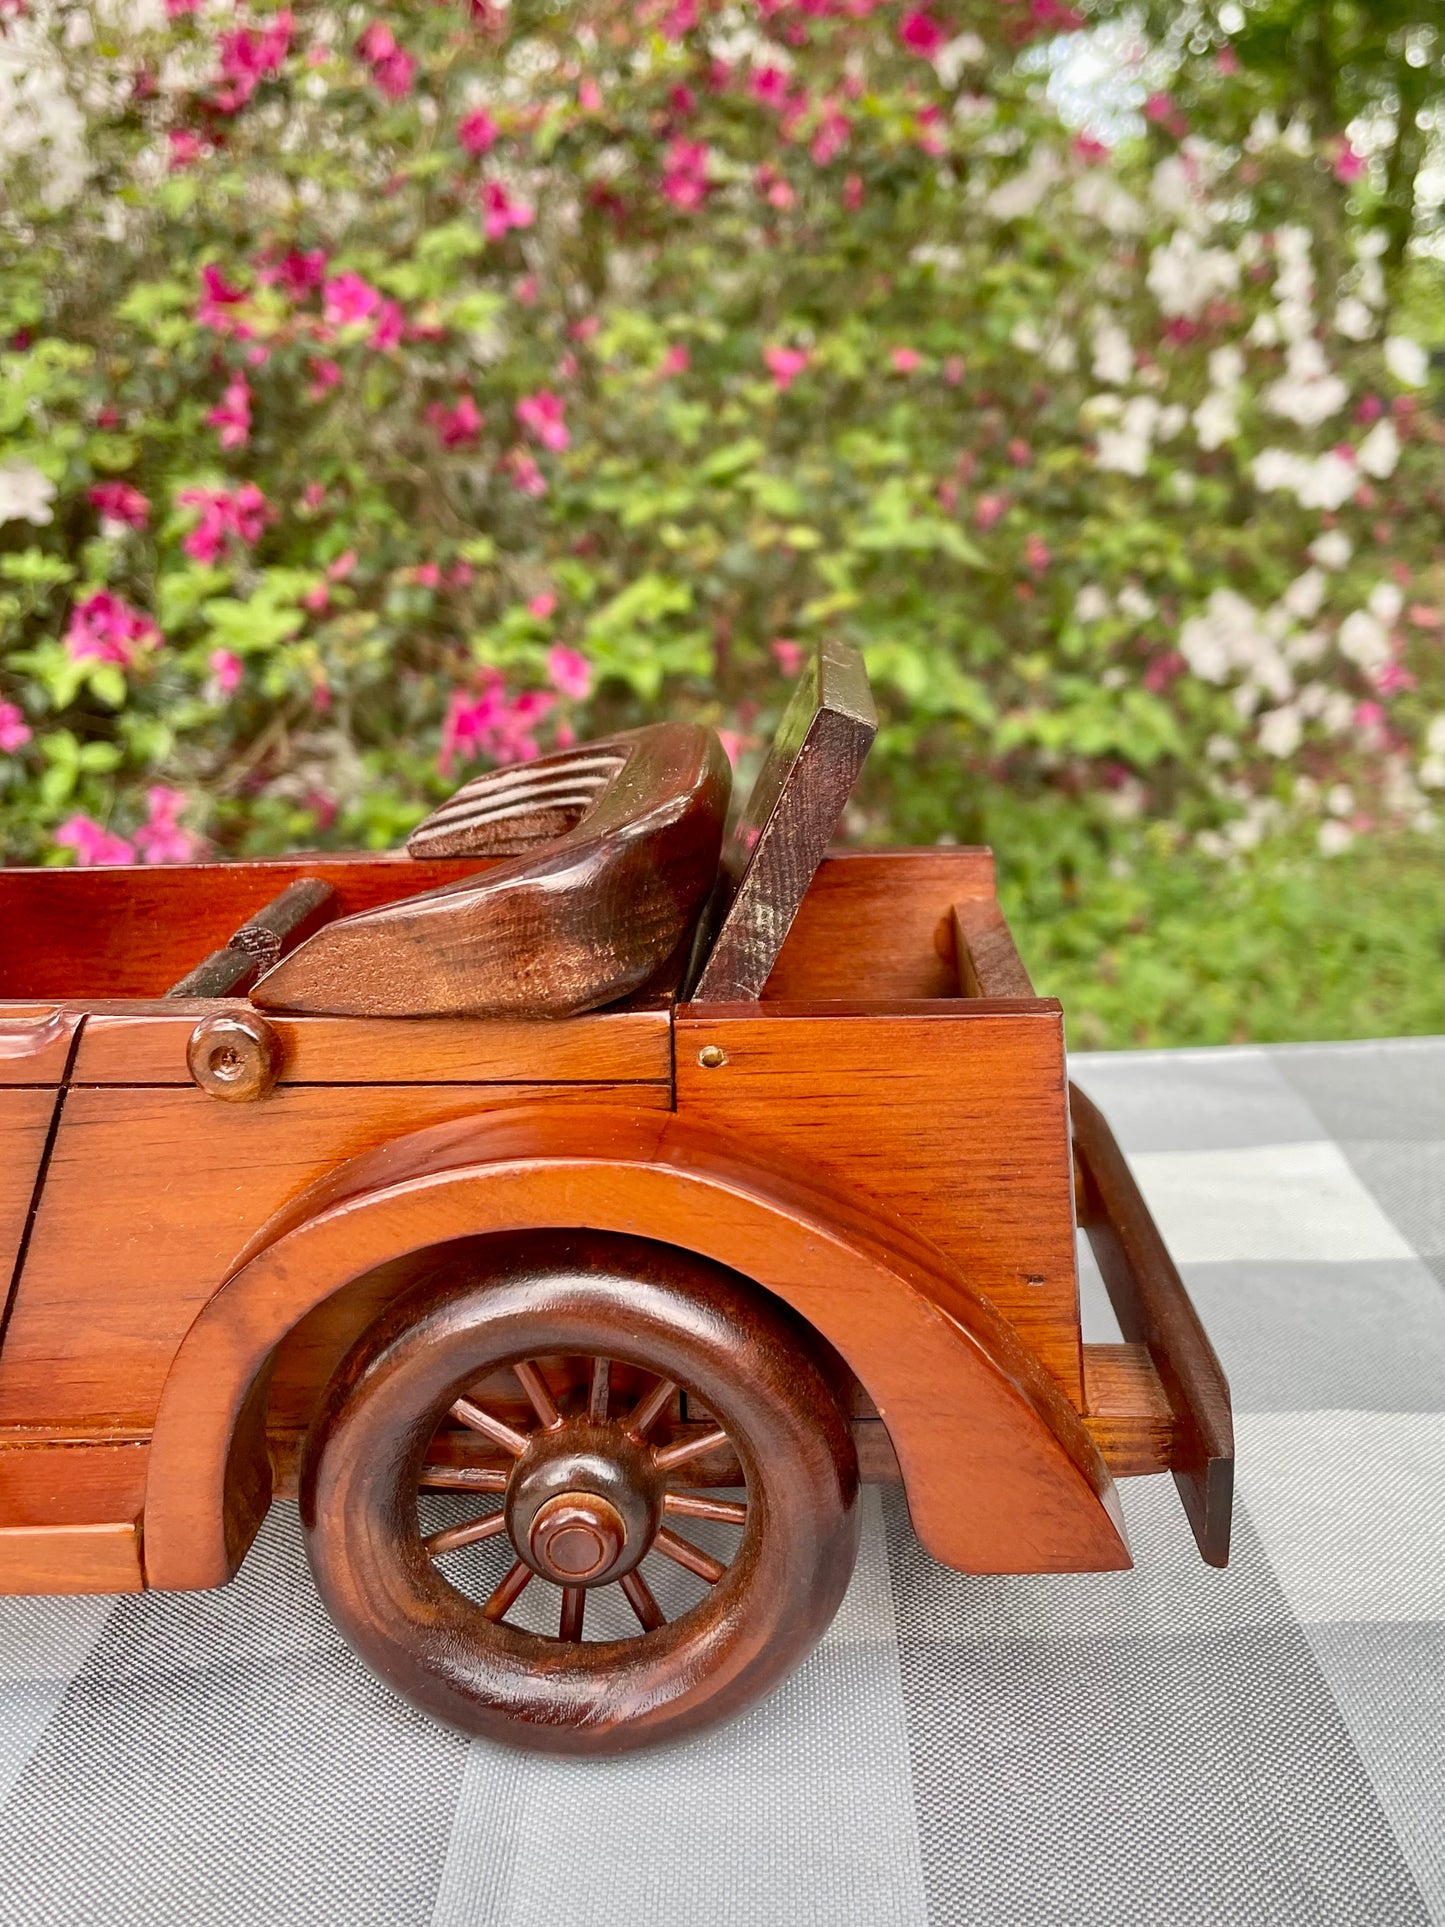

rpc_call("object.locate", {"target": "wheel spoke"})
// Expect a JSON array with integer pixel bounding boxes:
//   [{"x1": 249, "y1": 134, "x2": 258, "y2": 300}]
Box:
[
  {"x1": 513, "y1": 1360, "x2": 563, "y2": 1431},
  {"x1": 559, "y1": 1586, "x2": 586, "y2": 1642},
  {"x1": 483, "y1": 1559, "x2": 534, "y2": 1623},
  {"x1": 425, "y1": 1511, "x2": 508, "y2": 1556},
  {"x1": 419, "y1": 1465, "x2": 509, "y2": 1493},
  {"x1": 627, "y1": 1375, "x2": 677, "y2": 1440},
  {"x1": 451, "y1": 1395, "x2": 529, "y2": 1458},
  {"x1": 619, "y1": 1568, "x2": 665, "y2": 1632},
  {"x1": 588, "y1": 1355, "x2": 611, "y2": 1423},
  {"x1": 652, "y1": 1425, "x2": 729, "y2": 1473},
  {"x1": 652, "y1": 1527, "x2": 726, "y2": 1584},
  {"x1": 662, "y1": 1491, "x2": 747, "y2": 1526}
]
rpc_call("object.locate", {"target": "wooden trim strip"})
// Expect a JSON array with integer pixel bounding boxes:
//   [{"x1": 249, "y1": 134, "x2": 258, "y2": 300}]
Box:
[
  {"x1": 1071, "y1": 1082, "x2": 1234, "y2": 1565},
  {"x1": 0, "y1": 1523, "x2": 143, "y2": 1595},
  {"x1": 952, "y1": 899, "x2": 1035, "y2": 999},
  {"x1": 0, "y1": 1017, "x2": 85, "y2": 1361}
]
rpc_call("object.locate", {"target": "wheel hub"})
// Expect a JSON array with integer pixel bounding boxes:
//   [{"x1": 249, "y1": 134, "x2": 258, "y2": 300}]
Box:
[{"x1": 504, "y1": 1422, "x2": 662, "y2": 1588}]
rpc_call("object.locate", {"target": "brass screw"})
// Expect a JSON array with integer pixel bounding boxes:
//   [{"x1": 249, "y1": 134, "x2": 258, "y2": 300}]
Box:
[{"x1": 697, "y1": 1044, "x2": 727, "y2": 1070}]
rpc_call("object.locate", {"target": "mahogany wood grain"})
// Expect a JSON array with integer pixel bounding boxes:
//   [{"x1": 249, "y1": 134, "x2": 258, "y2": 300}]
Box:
[
  {"x1": 252, "y1": 724, "x2": 730, "y2": 1018},
  {"x1": 0, "y1": 1009, "x2": 83, "y2": 1086},
  {"x1": 953, "y1": 899, "x2": 1035, "y2": 999},
  {"x1": 71, "y1": 1006, "x2": 671, "y2": 1086},
  {"x1": 675, "y1": 1005, "x2": 1083, "y2": 1398},
  {"x1": 0, "y1": 856, "x2": 499, "y2": 1001},
  {"x1": 0, "y1": 1089, "x2": 65, "y2": 1328},
  {"x1": 1080, "y1": 1342, "x2": 1178, "y2": 1477},
  {"x1": 0, "y1": 1441, "x2": 147, "y2": 1594},
  {"x1": 167, "y1": 878, "x2": 336, "y2": 998},
  {"x1": 0, "y1": 1083, "x2": 669, "y2": 1434},
  {"x1": 690, "y1": 640, "x2": 877, "y2": 1002},
  {"x1": 143, "y1": 1103, "x2": 1128, "y2": 1590},
  {"x1": 759, "y1": 849, "x2": 996, "y2": 1002},
  {"x1": 1071, "y1": 1082, "x2": 1234, "y2": 1564}
]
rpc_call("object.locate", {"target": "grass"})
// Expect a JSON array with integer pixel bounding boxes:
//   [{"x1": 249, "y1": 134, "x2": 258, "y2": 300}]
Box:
[{"x1": 1002, "y1": 830, "x2": 1444, "y2": 1051}]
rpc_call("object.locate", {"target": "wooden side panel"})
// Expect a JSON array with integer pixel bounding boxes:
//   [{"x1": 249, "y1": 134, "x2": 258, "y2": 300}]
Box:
[
  {"x1": 73, "y1": 1007, "x2": 671, "y2": 1086},
  {"x1": 761, "y1": 849, "x2": 995, "y2": 1002},
  {"x1": 0, "y1": 1010, "x2": 83, "y2": 1087},
  {"x1": 0, "y1": 1082, "x2": 669, "y2": 1434},
  {"x1": 0, "y1": 1088, "x2": 62, "y2": 1302},
  {"x1": 675, "y1": 1005, "x2": 1082, "y2": 1398},
  {"x1": 0, "y1": 1441, "x2": 147, "y2": 1594},
  {"x1": 954, "y1": 900, "x2": 1035, "y2": 999}
]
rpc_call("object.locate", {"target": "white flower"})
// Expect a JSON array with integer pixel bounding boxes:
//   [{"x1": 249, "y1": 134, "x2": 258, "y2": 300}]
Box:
[
  {"x1": 1357, "y1": 418, "x2": 1400, "y2": 479},
  {"x1": 1333, "y1": 296, "x2": 1374, "y2": 341},
  {"x1": 1368, "y1": 580, "x2": 1404, "y2": 625},
  {"x1": 985, "y1": 152, "x2": 1060, "y2": 221},
  {"x1": 1327, "y1": 783, "x2": 1354, "y2": 816},
  {"x1": 0, "y1": 462, "x2": 57, "y2": 527},
  {"x1": 1252, "y1": 447, "x2": 1357, "y2": 511},
  {"x1": 1071, "y1": 173, "x2": 1144, "y2": 235},
  {"x1": 1420, "y1": 714, "x2": 1445, "y2": 791},
  {"x1": 1193, "y1": 390, "x2": 1238, "y2": 449},
  {"x1": 934, "y1": 32, "x2": 986, "y2": 88},
  {"x1": 1309, "y1": 530, "x2": 1352, "y2": 571},
  {"x1": 1356, "y1": 228, "x2": 1389, "y2": 259},
  {"x1": 1338, "y1": 609, "x2": 1390, "y2": 671},
  {"x1": 1092, "y1": 322, "x2": 1133, "y2": 386},
  {"x1": 1146, "y1": 231, "x2": 1241, "y2": 319},
  {"x1": 1384, "y1": 335, "x2": 1428, "y2": 387},
  {"x1": 1318, "y1": 819, "x2": 1353, "y2": 856},
  {"x1": 1264, "y1": 337, "x2": 1348, "y2": 427},
  {"x1": 1074, "y1": 585, "x2": 1111, "y2": 623},
  {"x1": 1275, "y1": 298, "x2": 1316, "y2": 343},
  {"x1": 1247, "y1": 309, "x2": 1281, "y2": 348},
  {"x1": 1180, "y1": 588, "x2": 1269, "y2": 683},
  {"x1": 1117, "y1": 584, "x2": 1156, "y2": 622},
  {"x1": 1011, "y1": 320, "x2": 1043, "y2": 354},
  {"x1": 1095, "y1": 396, "x2": 1160, "y2": 475},
  {"x1": 1044, "y1": 333, "x2": 1078, "y2": 373},
  {"x1": 1151, "y1": 156, "x2": 1203, "y2": 226},
  {"x1": 1208, "y1": 346, "x2": 1244, "y2": 389},
  {"x1": 1281, "y1": 117, "x2": 1312, "y2": 157},
  {"x1": 1258, "y1": 706, "x2": 1302, "y2": 758},
  {"x1": 1283, "y1": 568, "x2": 1326, "y2": 620},
  {"x1": 1246, "y1": 112, "x2": 1279, "y2": 151},
  {"x1": 1322, "y1": 690, "x2": 1354, "y2": 733}
]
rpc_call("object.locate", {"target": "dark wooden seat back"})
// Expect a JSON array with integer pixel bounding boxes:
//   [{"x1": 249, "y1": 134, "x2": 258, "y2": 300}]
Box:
[
  {"x1": 687, "y1": 639, "x2": 876, "y2": 1002},
  {"x1": 250, "y1": 722, "x2": 731, "y2": 1018}
]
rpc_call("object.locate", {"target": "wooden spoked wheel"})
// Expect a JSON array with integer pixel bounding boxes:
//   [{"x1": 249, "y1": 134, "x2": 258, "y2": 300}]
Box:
[{"x1": 301, "y1": 1236, "x2": 860, "y2": 1754}]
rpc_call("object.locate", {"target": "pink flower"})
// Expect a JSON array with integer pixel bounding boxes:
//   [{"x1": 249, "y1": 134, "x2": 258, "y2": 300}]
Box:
[
  {"x1": 134, "y1": 786, "x2": 202, "y2": 865},
  {"x1": 168, "y1": 129, "x2": 205, "y2": 170},
  {"x1": 1144, "y1": 91, "x2": 1188, "y2": 138},
  {"x1": 1024, "y1": 533, "x2": 1051, "y2": 573},
  {"x1": 1373, "y1": 660, "x2": 1415, "y2": 695},
  {"x1": 481, "y1": 181, "x2": 534, "y2": 241},
  {"x1": 213, "y1": 10, "x2": 291, "y2": 114},
  {"x1": 662, "y1": 139, "x2": 709, "y2": 210},
  {"x1": 755, "y1": 164, "x2": 796, "y2": 210},
  {"x1": 458, "y1": 109, "x2": 498, "y2": 156},
  {"x1": 196, "y1": 263, "x2": 247, "y2": 331},
  {"x1": 899, "y1": 10, "x2": 945, "y2": 59},
  {"x1": 0, "y1": 702, "x2": 31, "y2": 753},
  {"x1": 64, "y1": 591, "x2": 159, "y2": 668},
  {"x1": 546, "y1": 645, "x2": 591, "y2": 700},
  {"x1": 207, "y1": 373, "x2": 252, "y2": 450},
  {"x1": 369, "y1": 298, "x2": 405, "y2": 351},
  {"x1": 1007, "y1": 438, "x2": 1033, "y2": 467},
  {"x1": 515, "y1": 390, "x2": 569, "y2": 453},
  {"x1": 810, "y1": 104, "x2": 849, "y2": 167},
  {"x1": 176, "y1": 482, "x2": 273, "y2": 562},
  {"x1": 943, "y1": 356, "x2": 964, "y2": 386},
  {"x1": 323, "y1": 271, "x2": 382, "y2": 328},
  {"x1": 508, "y1": 449, "x2": 547, "y2": 498},
  {"x1": 771, "y1": 638, "x2": 805, "y2": 677},
  {"x1": 716, "y1": 729, "x2": 745, "y2": 768},
  {"x1": 166, "y1": 0, "x2": 201, "y2": 14},
  {"x1": 974, "y1": 494, "x2": 1008, "y2": 530},
  {"x1": 843, "y1": 172, "x2": 864, "y2": 211},
  {"x1": 1216, "y1": 44, "x2": 1239, "y2": 75},
  {"x1": 362, "y1": 31, "x2": 416, "y2": 100},
  {"x1": 529, "y1": 593, "x2": 557, "y2": 621},
  {"x1": 750, "y1": 67, "x2": 791, "y2": 109},
  {"x1": 1333, "y1": 142, "x2": 1365, "y2": 185},
  {"x1": 514, "y1": 274, "x2": 539, "y2": 306},
  {"x1": 890, "y1": 347, "x2": 922, "y2": 374},
  {"x1": 660, "y1": 344, "x2": 690, "y2": 378},
  {"x1": 307, "y1": 358, "x2": 342, "y2": 401},
  {"x1": 764, "y1": 344, "x2": 810, "y2": 391},
  {"x1": 1354, "y1": 700, "x2": 1384, "y2": 730},
  {"x1": 88, "y1": 482, "x2": 150, "y2": 530},
  {"x1": 440, "y1": 668, "x2": 556, "y2": 772},
  {"x1": 1142, "y1": 651, "x2": 1185, "y2": 693},
  {"x1": 578, "y1": 78, "x2": 602, "y2": 113},
  {"x1": 266, "y1": 248, "x2": 327, "y2": 299},
  {"x1": 426, "y1": 393, "x2": 482, "y2": 448},
  {"x1": 208, "y1": 647, "x2": 243, "y2": 696},
  {"x1": 355, "y1": 21, "x2": 396, "y2": 62},
  {"x1": 301, "y1": 482, "x2": 326, "y2": 511},
  {"x1": 1031, "y1": 0, "x2": 1084, "y2": 28},
  {"x1": 55, "y1": 816, "x2": 135, "y2": 867},
  {"x1": 1073, "y1": 133, "x2": 1109, "y2": 165}
]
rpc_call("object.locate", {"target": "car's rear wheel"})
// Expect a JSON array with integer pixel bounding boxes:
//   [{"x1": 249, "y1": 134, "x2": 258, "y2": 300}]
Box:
[{"x1": 300, "y1": 1234, "x2": 860, "y2": 1754}]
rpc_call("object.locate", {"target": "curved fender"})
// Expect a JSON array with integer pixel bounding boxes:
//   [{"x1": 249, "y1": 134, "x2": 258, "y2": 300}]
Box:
[{"x1": 144, "y1": 1105, "x2": 1129, "y2": 1590}]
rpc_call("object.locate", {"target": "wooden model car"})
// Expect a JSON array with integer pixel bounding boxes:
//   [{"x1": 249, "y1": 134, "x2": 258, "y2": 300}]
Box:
[{"x1": 0, "y1": 643, "x2": 1232, "y2": 1753}]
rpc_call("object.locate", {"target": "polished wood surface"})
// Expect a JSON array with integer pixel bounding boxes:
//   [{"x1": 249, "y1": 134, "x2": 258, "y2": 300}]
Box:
[
  {"x1": 1081, "y1": 1342, "x2": 1178, "y2": 1477},
  {"x1": 760, "y1": 849, "x2": 996, "y2": 1001},
  {"x1": 301, "y1": 1238, "x2": 859, "y2": 1751},
  {"x1": 691, "y1": 641, "x2": 877, "y2": 1002},
  {"x1": 0, "y1": 1084, "x2": 669, "y2": 1434},
  {"x1": 252, "y1": 723, "x2": 730, "y2": 1018},
  {"x1": 953, "y1": 898, "x2": 1036, "y2": 999},
  {"x1": 1072, "y1": 1082, "x2": 1234, "y2": 1565},
  {"x1": 0, "y1": 1441, "x2": 147, "y2": 1594},
  {"x1": 676, "y1": 1004, "x2": 1083, "y2": 1397},
  {"x1": 0, "y1": 1009, "x2": 83, "y2": 1086},
  {"x1": 167, "y1": 878, "x2": 336, "y2": 998},
  {"x1": 143, "y1": 1104, "x2": 1128, "y2": 1592},
  {"x1": 407, "y1": 740, "x2": 630, "y2": 858},
  {"x1": 0, "y1": 1088, "x2": 64, "y2": 1332}
]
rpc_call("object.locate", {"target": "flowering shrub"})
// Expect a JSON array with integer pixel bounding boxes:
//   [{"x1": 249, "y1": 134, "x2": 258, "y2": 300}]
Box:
[{"x1": 0, "y1": 0, "x2": 1439, "y2": 891}]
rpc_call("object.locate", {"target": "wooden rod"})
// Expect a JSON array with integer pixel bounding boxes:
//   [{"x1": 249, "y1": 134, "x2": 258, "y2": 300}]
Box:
[{"x1": 167, "y1": 878, "x2": 336, "y2": 998}]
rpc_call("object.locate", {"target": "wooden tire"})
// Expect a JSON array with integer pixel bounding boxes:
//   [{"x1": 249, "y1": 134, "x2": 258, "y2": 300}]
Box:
[{"x1": 300, "y1": 1235, "x2": 860, "y2": 1754}]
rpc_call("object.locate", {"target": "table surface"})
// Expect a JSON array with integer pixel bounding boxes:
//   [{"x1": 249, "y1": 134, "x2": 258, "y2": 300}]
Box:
[{"x1": 0, "y1": 1035, "x2": 1440, "y2": 1926}]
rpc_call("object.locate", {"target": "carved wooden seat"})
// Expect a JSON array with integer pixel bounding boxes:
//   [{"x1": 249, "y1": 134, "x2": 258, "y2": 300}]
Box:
[{"x1": 250, "y1": 722, "x2": 730, "y2": 1018}]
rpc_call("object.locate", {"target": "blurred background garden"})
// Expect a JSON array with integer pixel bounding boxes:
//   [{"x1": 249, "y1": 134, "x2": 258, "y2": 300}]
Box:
[{"x1": 0, "y1": 0, "x2": 1440, "y2": 1046}]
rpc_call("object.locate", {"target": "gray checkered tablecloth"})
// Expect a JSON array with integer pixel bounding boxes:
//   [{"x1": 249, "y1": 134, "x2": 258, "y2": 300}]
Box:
[{"x1": 0, "y1": 1037, "x2": 1441, "y2": 1925}]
